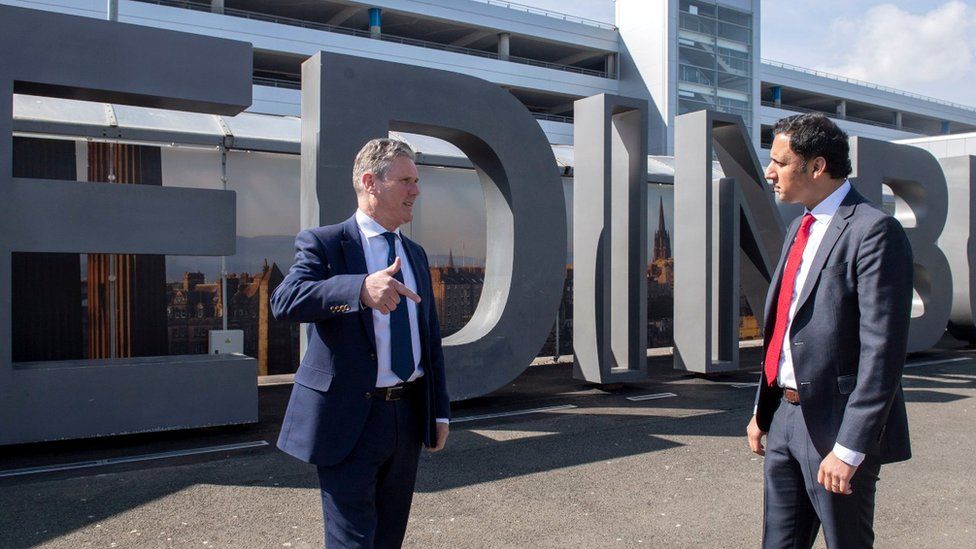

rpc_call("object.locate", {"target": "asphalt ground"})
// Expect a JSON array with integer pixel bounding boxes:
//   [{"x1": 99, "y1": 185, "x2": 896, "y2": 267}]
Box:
[{"x1": 1, "y1": 345, "x2": 974, "y2": 548}]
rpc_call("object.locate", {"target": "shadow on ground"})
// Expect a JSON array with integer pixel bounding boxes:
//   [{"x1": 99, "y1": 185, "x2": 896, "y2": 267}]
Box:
[{"x1": 1, "y1": 348, "x2": 972, "y2": 548}]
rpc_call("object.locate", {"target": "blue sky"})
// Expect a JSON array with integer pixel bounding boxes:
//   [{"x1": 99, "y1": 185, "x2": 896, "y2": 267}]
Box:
[
  {"x1": 518, "y1": 0, "x2": 976, "y2": 107},
  {"x1": 761, "y1": 0, "x2": 976, "y2": 106}
]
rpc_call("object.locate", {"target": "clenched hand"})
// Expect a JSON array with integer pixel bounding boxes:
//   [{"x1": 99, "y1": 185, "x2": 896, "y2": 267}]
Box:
[
  {"x1": 427, "y1": 423, "x2": 450, "y2": 452},
  {"x1": 818, "y1": 452, "x2": 857, "y2": 495},
  {"x1": 747, "y1": 415, "x2": 767, "y2": 456}
]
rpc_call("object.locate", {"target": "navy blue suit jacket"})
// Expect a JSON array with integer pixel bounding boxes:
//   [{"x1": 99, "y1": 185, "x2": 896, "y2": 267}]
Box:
[{"x1": 271, "y1": 215, "x2": 451, "y2": 466}]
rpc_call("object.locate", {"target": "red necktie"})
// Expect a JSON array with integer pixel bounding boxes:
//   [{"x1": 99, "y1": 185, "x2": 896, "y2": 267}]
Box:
[{"x1": 764, "y1": 213, "x2": 816, "y2": 387}]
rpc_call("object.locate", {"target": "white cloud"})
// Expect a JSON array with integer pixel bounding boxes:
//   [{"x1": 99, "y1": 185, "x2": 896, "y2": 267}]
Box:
[{"x1": 821, "y1": 1, "x2": 976, "y2": 88}]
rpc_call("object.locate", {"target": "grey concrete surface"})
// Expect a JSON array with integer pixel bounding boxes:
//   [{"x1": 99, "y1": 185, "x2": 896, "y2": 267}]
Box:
[{"x1": 1, "y1": 348, "x2": 973, "y2": 548}]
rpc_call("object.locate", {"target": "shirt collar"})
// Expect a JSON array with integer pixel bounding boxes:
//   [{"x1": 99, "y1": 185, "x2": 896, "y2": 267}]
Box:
[
  {"x1": 806, "y1": 180, "x2": 851, "y2": 223},
  {"x1": 355, "y1": 209, "x2": 401, "y2": 240}
]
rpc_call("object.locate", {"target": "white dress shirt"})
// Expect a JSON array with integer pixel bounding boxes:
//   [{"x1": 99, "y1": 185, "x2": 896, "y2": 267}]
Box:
[
  {"x1": 355, "y1": 210, "x2": 423, "y2": 388},
  {"x1": 356, "y1": 210, "x2": 449, "y2": 425},
  {"x1": 771, "y1": 180, "x2": 863, "y2": 466}
]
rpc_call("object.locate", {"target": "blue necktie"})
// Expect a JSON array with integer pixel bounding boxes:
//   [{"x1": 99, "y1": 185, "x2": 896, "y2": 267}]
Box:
[{"x1": 381, "y1": 232, "x2": 415, "y2": 382}]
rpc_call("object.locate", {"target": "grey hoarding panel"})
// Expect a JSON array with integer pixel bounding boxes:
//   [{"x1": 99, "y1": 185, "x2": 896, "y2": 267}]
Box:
[
  {"x1": 0, "y1": 6, "x2": 255, "y2": 445},
  {"x1": 938, "y1": 156, "x2": 976, "y2": 342},
  {"x1": 850, "y1": 137, "x2": 952, "y2": 352},
  {"x1": 7, "y1": 179, "x2": 235, "y2": 255},
  {"x1": 303, "y1": 53, "x2": 566, "y2": 400},
  {"x1": 5, "y1": 355, "x2": 257, "y2": 444},
  {"x1": 572, "y1": 94, "x2": 649, "y2": 383},
  {"x1": 673, "y1": 111, "x2": 785, "y2": 373}
]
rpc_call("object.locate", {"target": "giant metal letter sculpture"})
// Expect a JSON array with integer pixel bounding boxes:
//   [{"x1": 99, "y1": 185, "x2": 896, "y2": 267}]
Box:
[
  {"x1": 938, "y1": 156, "x2": 976, "y2": 342},
  {"x1": 0, "y1": 6, "x2": 254, "y2": 444},
  {"x1": 850, "y1": 137, "x2": 953, "y2": 352},
  {"x1": 302, "y1": 53, "x2": 566, "y2": 400},
  {"x1": 673, "y1": 110, "x2": 785, "y2": 373},
  {"x1": 572, "y1": 94, "x2": 649, "y2": 383}
]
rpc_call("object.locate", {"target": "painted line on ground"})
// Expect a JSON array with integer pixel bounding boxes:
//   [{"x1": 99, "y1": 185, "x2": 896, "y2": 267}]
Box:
[
  {"x1": 730, "y1": 383, "x2": 759, "y2": 389},
  {"x1": 452, "y1": 404, "x2": 578, "y2": 424},
  {"x1": 904, "y1": 357, "x2": 971, "y2": 369},
  {"x1": 626, "y1": 392, "x2": 678, "y2": 402},
  {"x1": 0, "y1": 441, "x2": 269, "y2": 479}
]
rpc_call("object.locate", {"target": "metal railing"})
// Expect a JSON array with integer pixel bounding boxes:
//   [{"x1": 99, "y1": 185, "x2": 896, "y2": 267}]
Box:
[
  {"x1": 679, "y1": 65, "x2": 714, "y2": 87},
  {"x1": 250, "y1": 76, "x2": 575, "y2": 123},
  {"x1": 760, "y1": 101, "x2": 927, "y2": 133},
  {"x1": 677, "y1": 12, "x2": 752, "y2": 44},
  {"x1": 252, "y1": 76, "x2": 300, "y2": 90},
  {"x1": 472, "y1": 0, "x2": 616, "y2": 30},
  {"x1": 530, "y1": 112, "x2": 574, "y2": 124},
  {"x1": 137, "y1": 0, "x2": 615, "y2": 78},
  {"x1": 762, "y1": 59, "x2": 976, "y2": 114}
]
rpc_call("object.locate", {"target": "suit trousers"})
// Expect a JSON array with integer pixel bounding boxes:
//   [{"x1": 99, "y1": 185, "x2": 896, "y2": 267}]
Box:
[
  {"x1": 316, "y1": 395, "x2": 423, "y2": 549},
  {"x1": 763, "y1": 399, "x2": 881, "y2": 549}
]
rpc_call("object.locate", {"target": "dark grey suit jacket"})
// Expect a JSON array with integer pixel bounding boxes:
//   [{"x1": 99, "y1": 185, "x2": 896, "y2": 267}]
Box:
[{"x1": 755, "y1": 188, "x2": 913, "y2": 464}]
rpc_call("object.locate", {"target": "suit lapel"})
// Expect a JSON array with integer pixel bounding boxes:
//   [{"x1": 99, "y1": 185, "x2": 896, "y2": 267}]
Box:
[
  {"x1": 792, "y1": 189, "x2": 861, "y2": 314},
  {"x1": 340, "y1": 216, "x2": 377, "y2": 351}
]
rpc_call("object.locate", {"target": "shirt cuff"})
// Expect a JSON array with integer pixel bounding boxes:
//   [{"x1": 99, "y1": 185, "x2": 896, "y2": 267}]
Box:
[
  {"x1": 435, "y1": 418, "x2": 450, "y2": 424},
  {"x1": 832, "y1": 442, "x2": 865, "y2": 467}
]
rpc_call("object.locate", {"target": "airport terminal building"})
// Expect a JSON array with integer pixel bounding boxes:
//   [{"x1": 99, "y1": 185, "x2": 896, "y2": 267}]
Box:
[
  {"x1": 9, "y1": 0, "x2": 976, "y2": 151},
  {"x1": 3, "y1": 0, "x2": 975, "y2": 444}
]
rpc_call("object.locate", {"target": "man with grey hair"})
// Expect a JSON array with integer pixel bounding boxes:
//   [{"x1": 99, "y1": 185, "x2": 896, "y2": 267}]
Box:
[{"x1": 272, "y1": 137, "x2": 451, "y2": 548}]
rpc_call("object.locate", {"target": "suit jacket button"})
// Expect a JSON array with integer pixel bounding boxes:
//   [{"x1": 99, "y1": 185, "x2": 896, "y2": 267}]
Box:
[
  {"x1": 364, "y1": 392, "x2": 372, "y2": 399},
  {"x1": 370, "y1": 353, "x2": 377, "y2": 360}
]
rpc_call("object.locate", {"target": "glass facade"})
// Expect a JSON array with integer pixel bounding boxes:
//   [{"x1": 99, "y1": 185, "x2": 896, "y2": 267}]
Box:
[{"x1": 677, "y1": 0, "x2": 754, "y2": 129}]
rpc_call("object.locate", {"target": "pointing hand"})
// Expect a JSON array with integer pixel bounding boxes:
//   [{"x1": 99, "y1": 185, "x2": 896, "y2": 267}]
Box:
[{"x1": 360, "y1": 257, "x2": 422, "y2": 314}]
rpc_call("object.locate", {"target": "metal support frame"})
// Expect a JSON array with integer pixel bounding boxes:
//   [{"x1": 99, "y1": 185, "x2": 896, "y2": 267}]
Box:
[{"x1": 498, "y1": 32, "x2": 511, "y2": 61}]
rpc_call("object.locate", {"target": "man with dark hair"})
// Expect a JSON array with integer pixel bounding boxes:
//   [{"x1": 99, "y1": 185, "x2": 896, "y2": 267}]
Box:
[
  {"x1": 747, "y1": 113, "x2": 913, "y2": 547},
  {"x1": 272, "y1": 138, "x2": 451, "y2": 548}
]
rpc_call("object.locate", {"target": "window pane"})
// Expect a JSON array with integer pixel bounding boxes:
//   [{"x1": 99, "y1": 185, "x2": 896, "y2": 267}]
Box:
[
  {"x1": 718, "y1": 73, "x2": 751, "y2": 92},
  {"x1": 717, "y1": 21, "x2": 751, "y2": 43},
  {"x1": 679, "y1": 12, "x2": 715, "y2": 34},
  {"x1": 718, "y1": 6, "x2": 752, "y2": 27},
  {"x1": 680, "y1": 64, "x2": 717, "y2": 86}
]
